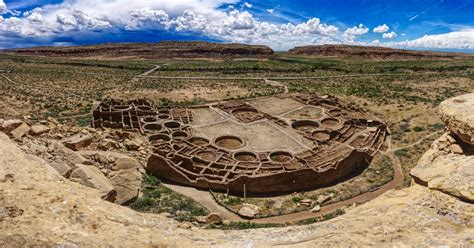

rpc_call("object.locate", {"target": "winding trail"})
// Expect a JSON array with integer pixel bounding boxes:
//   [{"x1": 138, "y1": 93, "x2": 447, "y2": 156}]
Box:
[
  {"x1": 388, "y1": 131, "x2": 444, "y2": 152},
  {"x1": 136, "y1": 72, "x2": 471, "y2": 80},
  {"x1": 139, "y1": 65, "x2": 162, "y2": 77}
]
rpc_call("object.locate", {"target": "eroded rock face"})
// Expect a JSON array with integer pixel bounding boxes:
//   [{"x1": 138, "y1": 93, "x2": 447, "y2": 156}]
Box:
[
  {"x1": 1, "y1": 119, "x2": 23, "y2": 133},
  {"x1": 69, "y1": 164, "x2": 117, "y2": 202},
  {"x1": 29, "y1": 124, "x2": 51, "y2": 136},
  {"x1": 110, "y1": 169, "x2": 142, "y2": 205},
  {"x1": 411, "y1": 133, "x2": 474, "y2": 202},
  {"x1": 238, "y1": 203, "x2": 259, "y2": 218},
  {"x1": 62, "y1": 133, "x2": 93, "y2": 151},
  {"x1": 439, "y1": 93, "x2": 474, "y2": 145},
  {"x1": 8, "y1": 122, "x2": 30, "y2": 140}
]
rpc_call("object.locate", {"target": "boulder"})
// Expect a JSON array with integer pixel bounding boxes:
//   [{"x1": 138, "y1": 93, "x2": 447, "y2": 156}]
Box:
[
  {"x1": 29, "y1": 124, "x2": 51, "y2": 136},
  {"x1": 8, "y1": 123, "x2": 31, "y2": 140},
  {"x1": 1, "y1": 119, "x2": 23, "y2": 133},
  {"x1": 178, "y1": 222, "x2": 192, "y2": 229},
  {"x1": 194, "y1": 216, "x2": 207, "y2": 224},
  {"x1": 50, "y1": 162, "x2": 72, "y2": 178},
  {"x1": 125, "y1": 139, "x2": 141, "y2": 151},
  {"x1": 63, "y1": 134, "x2": 93, "y2": 151},
  {"x1": 411, "y1": 133, "x2": 474, "y2": 202},
  {"x1": 439, "y1": 93, "x2": 474, "y2": 145},
  {"x1": 238, "y1": 203, "x2": 259, "y2": 218},
  {"x1": 205, "y1": 213, "x2": 222, "y2": 225},
  {"x1": 110, "y1": 168, "x2": 142, "y2": 205},
  {"x1": 49, "y1": 141, "x2": 91, "y2": 165},
  {"x1": 316, "y1": 194, "x2": 331, "y2": 204},
  {"x1": 113, "y1": 157, "x2": 142, "y2": 170},
  {"x1": 69, "y1": 164, "x2": 117, "y2": 202},
  {"x1": 311, "y1": 204, "x2": 321, "y2": 213},
  {"x1": 301, "y1": 199, "x2": 312, "y2": 207},
  {"x1": 98, "y1": 138, "x2": 120, "y2": 150}
]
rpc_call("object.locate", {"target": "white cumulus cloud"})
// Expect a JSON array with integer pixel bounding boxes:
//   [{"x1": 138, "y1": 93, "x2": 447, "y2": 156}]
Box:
[
  {"x1": 373, "y1": 24, "x2": 389, "y2": 33},
  {"x1": 0, "y1": 0, "x2": 7, "y2": 14},
  {"x1": 383, "y1": 31, "x2": 397, "y2": 39},
  {"x1": 389, "y1": 29, "x2": 474, "y2": 49},
  {"x1": 343, "y1": 24, "x2": 369, "y2": 42}
]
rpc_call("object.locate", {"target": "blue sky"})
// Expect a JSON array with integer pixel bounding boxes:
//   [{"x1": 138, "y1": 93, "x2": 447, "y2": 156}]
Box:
[{"x1": 0, "y1": 0, "x2": 473, "y2": 51}]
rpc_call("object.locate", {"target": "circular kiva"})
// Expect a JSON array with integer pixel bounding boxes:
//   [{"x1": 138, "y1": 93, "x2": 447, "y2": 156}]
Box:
[
  {"x1": 312, "y1": 130, "x2": 331, "y2": 142},
  {"x1": 188, "y1": 137, "x2": 210, "y2": 147},
  {"x1": 111, "y1": 105, "x2": 132, "y2": 111},
  {"x1": 214, "y1": 135, "x2": 244, "y2": 150},
  {"x1": 158, "y1": 109, "x2": 170, "y2": 114},
  {"x1": 149, "y1": 133, "x2": 170, "y2": 144},
  {"x1": 291, "y1": 120, "x2": 320, "y2": 132},
  {"x1": 234, "y1": 151, "x2": 258, "y2": 162},
  {"x1": 141, "y1": 116, "x2": 157, "y2": 123},
  {"x1": 137, "y1": 105, "x2": 152, "y2": 111},
  {"x1": 143, "y1": 123, "x2": 162, "y2": 132},
  {"x1": 269, "y1": 151, "x2": 293, "y2": 163},
  {"x1": 164, "y1": 121, "x2": 181, "y2": 129},
  {"x1": 320, "y1": 117, "x2": 341, "y2": 127},
  {"x1": 328, "y1": 108, "x2": 342, "y2": 116},
  {"x1": 158, "y1": 114, "x2": 170, "y2": 120},
  {"x1": 197, "y1": 151, "x2": 219, "y2": 161},
  {"x1": 172, "y1": 131, "x2": 189, "y2": 140},
  {"x1": 231, "y1": 107, "x2": 259, "y2": 119},
  {"x1": 231, "y1": 107, "x2": 258, "y2": 114}
]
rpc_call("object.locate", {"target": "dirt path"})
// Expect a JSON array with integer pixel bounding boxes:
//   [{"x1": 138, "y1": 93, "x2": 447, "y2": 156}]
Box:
[
  {"x1": 162, "y1": 182, "x2": 242, "y2": 221},
  {"x1": 264, "y1": 78, "x2": 289, "y2": 93},
  {"x1": 389, "y1": 131, "x2": 444, "y2": 152},
  {"x1": 138, "y1": 65, "x2": 161, "y2": 77},
  {"x1": 136, "y1": 72, "x2": 471, "y2": 81}
]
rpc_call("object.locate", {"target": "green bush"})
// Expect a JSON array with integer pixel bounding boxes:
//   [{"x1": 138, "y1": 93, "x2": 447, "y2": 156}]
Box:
[
  {"x1": 413, "y1": 126, "x2": 424, "y2": 132},
  {"x1": 143, "y1": 173, "x2": 160, "y2": 186},
  {"x1": 131, "y1": 197, "x2": 156, "y2": 211},
  {"x1": 395, "y1": 148, "x2": 409, "y2": 157},
  {"x1": 292, "y1": 195, "x2": 303, "y2": 203},
  {"x1": 224, "y1": 196, "x2": 243, "y2": 206}
]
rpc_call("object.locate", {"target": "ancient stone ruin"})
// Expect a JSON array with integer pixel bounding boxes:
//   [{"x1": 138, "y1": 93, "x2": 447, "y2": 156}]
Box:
[{"x1": 92, "y1": 94, "x2": 387, "y2": 195}]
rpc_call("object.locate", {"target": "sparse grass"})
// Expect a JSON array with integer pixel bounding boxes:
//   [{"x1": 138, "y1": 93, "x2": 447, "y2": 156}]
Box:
[{"x1": 131, "y1": 174, "x2": 209, "y2": 222}]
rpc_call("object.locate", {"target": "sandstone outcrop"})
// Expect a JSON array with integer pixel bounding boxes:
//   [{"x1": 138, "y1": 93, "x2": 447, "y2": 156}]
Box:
[
  {"x1": 110, "y1": 169, "x2": 142, "y2": 205},
  {"x1": 1, "y1": 119, "x2": 23, "y2": 133},
  {"x1": 8, "y1": 41, "x2": 274, "y2": 59},
  {"x1": 29, "y1": 124, "x2": 51, "y2": 136},
  {"x1": 62, "y1": 133, "x2": 93, "y2": 151},
  {"x1": 69, "y1": 163, "x2": 117, "y2": 202},
  {"x1": 288, "y1": 44, "x2": 474, "y2": 59},
  {"x1": 411, "y1": 133, "x2": 473, "y2": 202},
  {"x1": 8, "y1": 122, "x2": 30, "y2": 140},
  {"x1": 439, "y1": 93, "x2": 474, "y2": 145},
  {"x1": 238, "y1": 204, "x2": 259, "y2": 218},
  {"x1": 411, "y1": 93, "x2": 474, "y2": 203}
]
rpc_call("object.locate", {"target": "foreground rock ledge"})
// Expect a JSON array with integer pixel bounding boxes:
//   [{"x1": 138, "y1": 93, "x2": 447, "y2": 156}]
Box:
[
  {"x1": 411, "y1": 133, "x2": 474, "y2": 202},
  {"x1": 1, "y1": 132, "x2": 473, "y2": 246},
  {"x1": 439, "y1": 93, "x2": 474, "y2": 144}
]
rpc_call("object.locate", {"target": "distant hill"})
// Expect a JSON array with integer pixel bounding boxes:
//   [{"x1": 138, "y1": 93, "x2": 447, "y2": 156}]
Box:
[
  {"x1": 4, "y1": 41, "x2": 274, "y2": 59},
  {"x1": 288, "y1": 44, "x2": 474, "y2": 59}
]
